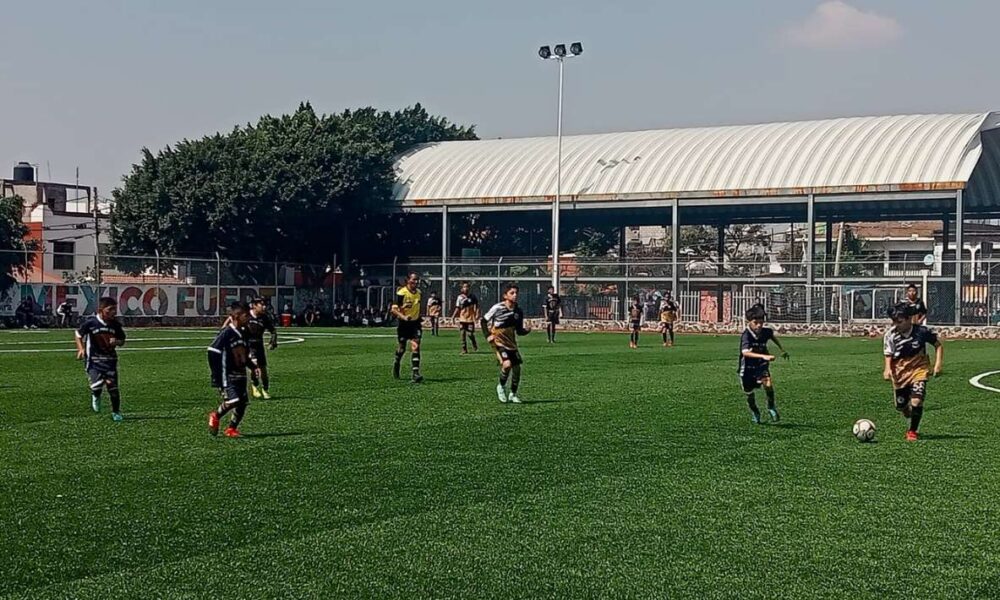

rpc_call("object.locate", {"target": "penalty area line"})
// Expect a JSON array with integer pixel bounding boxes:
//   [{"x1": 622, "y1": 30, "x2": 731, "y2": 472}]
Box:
[{"x1": 969, "y1": 370, "x2": 1000, "y2": 394}]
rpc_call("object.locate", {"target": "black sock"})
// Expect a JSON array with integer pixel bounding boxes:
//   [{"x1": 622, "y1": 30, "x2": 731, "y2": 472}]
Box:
[
  {"x1": 909, "y1": 405, "x2": 923, "y2": 432},
  {"x1": 765, "y1": 388, "x2": 776, "y2": 410},
  {"x1": 109, "y1": 389, "x2": 121, "y2": 413},
  {"x1": 662, "y1": 331, "x2": 668, "y2": 343},
  {"x1": 394, "y1": 349, "x2": 404, "y2": 364},
  {"x1": 216, "y1": 402, "x2": 233, "y2": 417},
  {"x1": 746, "y1": 393, "x2": 759, "y2": 414},
  {"x1": 261, "y1": 371, "x2": 270, "y2": 392},
  {"x1": 461, "y1": 331, "x2": 468, "y2": 352},
  {"x1": 669, "y1": 329, "x2": 675, "y2": 343},
  {"x1": 470, "y1": 333, "x2": 478, "y2": 351},
  {"x1": 230, "y1": 400, "x2": 247, "y2": 429},
  {"x1": 499, "y1": 368, "x2": 510, "y2": 387},
  {"x1": 511, "y1": 366, "x2": 521, "y2": 394},
  {"x1": 92, "y1": 388, "x2": 102, "y2": 401},
  {"x1": 411, "y1": 351, "x2": 421, "y2": 374}
]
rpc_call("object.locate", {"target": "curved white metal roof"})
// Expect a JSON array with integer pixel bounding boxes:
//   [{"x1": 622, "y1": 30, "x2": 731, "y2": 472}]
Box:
[{"x1": 393, "y1": 113, "x2": 1000, "y2": 206}]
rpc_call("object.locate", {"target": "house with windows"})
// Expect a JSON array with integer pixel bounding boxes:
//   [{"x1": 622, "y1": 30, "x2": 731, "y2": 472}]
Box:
[{"x1": 1, "y1": 162, "x2": 109, "y2": 284}]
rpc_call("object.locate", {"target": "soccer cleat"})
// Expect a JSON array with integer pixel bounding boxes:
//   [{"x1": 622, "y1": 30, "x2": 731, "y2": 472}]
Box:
[
  {"x1": 224, "y1": 426, "x2": 241, "y2": 438},
  {"x1": 250, "y1": 384, "x2": 262, "y2": 399},
  {"x1": 905, "y1": 430, "x2": 919, "y2": 442},
  {"x1": 392, "y1": 361, "x2": 401, "y2": 379},
  {"x1": 260, "y1": 389, "x2": 272, "y2": 400},
  {"x1": 751, "y1": 411, "x2": 762, "y2": 425},
  {"x1": 112, "y1": 412, "x2": 124, "y2": 422},
  {"x1": 411, "y1": 373, "x2": 424, "y2": 384},
  {"x1": 496, "y1": 384, "x2": 508, "y2": 403},
  {"x1": 768, "y1": 408, "x2": 780, "y2": 423},
  {"x1": 208, "y1": 411, "x2": 220, "y2": 436},
  {"x1": 91, "y1": 395, "x2": 101, "y2": 413},
  {"x1": 509, "y1": 395, "x2": 522, "y2": 404}
]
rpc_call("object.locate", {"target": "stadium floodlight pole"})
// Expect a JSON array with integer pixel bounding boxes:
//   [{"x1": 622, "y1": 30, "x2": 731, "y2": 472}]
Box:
[{"x1": 539, "y1": 42, "x2": 583, "y2": 290}]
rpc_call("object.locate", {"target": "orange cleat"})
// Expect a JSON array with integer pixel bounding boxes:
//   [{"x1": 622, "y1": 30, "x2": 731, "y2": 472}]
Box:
[
  {"x1": 905, "y1": 430, "x2": 919, "y2": 442},
  {"x1": 224, "y1": 426, "x2": 241, "y2": 438},
  {"x1": 208, "y1": 411, "x2": 220, "y2": 436}
]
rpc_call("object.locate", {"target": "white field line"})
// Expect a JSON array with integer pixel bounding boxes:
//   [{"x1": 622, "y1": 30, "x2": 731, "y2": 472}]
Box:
[
  {"x1": 0, "y1": 336, "x2": 305, "y2": 354},
  {"x1": 969, "y1": 371, "x2": 1000, "y2": 394}
]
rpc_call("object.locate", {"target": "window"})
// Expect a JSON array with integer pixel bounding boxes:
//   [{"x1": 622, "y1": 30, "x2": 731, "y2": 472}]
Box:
[{"x1": 52, "y1": 241, "x2": 75, "y2": 270}]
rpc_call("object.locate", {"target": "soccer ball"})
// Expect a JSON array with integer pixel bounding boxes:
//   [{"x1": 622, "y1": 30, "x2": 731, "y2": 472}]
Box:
[{"x1": 853, "y1": 419, "x2": 876, "y2": 443}]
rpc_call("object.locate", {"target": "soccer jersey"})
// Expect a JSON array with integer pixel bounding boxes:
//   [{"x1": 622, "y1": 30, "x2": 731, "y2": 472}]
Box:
[
  {"x1": 482, "y1": 301, "x2": 528, "y2": 350},
  {"x1": 660, "y1": 300, "x2": 678, "y2": 323},
  {"x1": 544, "y1": 293, "x2": 562, "y2": 317},
  {"x1": 738, "y1": 326, "x2": 775, "y2": 376},
  {"x1": 76, "y1": 316, "x2": 126, "y2": 369},
  {"x1": 427, "y1": 296, "x2": 442, "y2": 317},
  {"x1": 456, "y1": 293, "x2": 479, "y2": 323},
  {"x1": 207, "y1": 324, "x2": 250, "y2": 387},
  {"x1": 628, "y1": 304, "x2": 643, "y2": 323},
  {"x1": 883, "y1": 324, "x2": 938, "y2": 387},
  {"x1": 906, "y1": 298, "x2": 928, "y2": 318},
  {"x1": 246, "y1": 310, "x2": 276, "y2": 346},
  {"x1": 394, "y1": 286, "x2": 422, "y2": 321}
]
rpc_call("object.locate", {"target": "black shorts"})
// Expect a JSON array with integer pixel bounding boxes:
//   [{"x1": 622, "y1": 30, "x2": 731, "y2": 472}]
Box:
[
  {"x1": 546, "y1": 313, "x2": 560, "y2": 325},
  {"x1": 87, "y1": 362, "x2": 119, "y2": 391},
  {"x1": 397, "y1": 320, "x2": 423, "y2": 342},
  {"x1": 249, "y1": 343, "x2": 267, "y2": 368},
  {"x1": 740, "y1": 368, "x2": 771, "y2": 393},
  {"x1": 630, "y1": 320, "x2": 641, "y2": 331},
  {"x1": 497, "y1": 347, "x2": 523, "y2": 366},
  {"x1": 894, "y1": 381, "x2": 927, "y2": 410},
  {"x1": 223, "y1": 379, "x2": 249, "y2": 406},
  {"x1": 459, "y1": 322, "x2": 476, "y2": 333}
]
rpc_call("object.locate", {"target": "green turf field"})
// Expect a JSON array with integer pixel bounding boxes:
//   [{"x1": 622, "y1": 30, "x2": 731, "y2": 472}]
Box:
[{"x1": 2, "y1": 326, "x2": 999, "y2": 599}]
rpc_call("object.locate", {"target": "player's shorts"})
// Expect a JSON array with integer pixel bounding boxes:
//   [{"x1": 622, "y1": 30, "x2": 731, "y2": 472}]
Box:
[
  {"x1": 630, "y1": 320, "x2": 641, "y2": 331},
  {"x1": 660, "y1": 321, "x2": 674, "y2": 330},
  {"x1": 223, "y1": 378, "x2": 249, "y2": 406},
  {"x1": 740, "y1": 368, "x2": 771, "y2": 393},
  {"x1": 87, "y1": 362, "x2": 119, "y2": 391},
  {"x1": 894, "y1": 380, "x2": 927, "y2": 410},
  {"x1": 248, "y1": 342, "x2": 268, "y2": 368},
  {"x1": 459, "y1": 321, "x2": 476, "y2": 333},
  {"x1": 496, "y1": 347, "x2": 523, "y2": 366},
  {"x1": 397, "y1": 320, "x2": 423, "y2": 342},
  {"x1": 546, "y1": 313, "x2": 560, "y2": 325}
]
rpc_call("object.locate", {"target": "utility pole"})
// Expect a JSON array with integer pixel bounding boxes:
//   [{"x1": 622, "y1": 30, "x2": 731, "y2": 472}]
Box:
[{"x1": 93, "y1": 187, "x2": 101, "y2": 288}]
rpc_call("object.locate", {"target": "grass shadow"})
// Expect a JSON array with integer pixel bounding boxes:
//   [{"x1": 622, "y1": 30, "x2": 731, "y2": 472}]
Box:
[
  {"x1": 240, "y1": 431, "x2": 309, "y2": 439},
  {"x1": 919, "y1": 432, "x2": 976, "y2": 441},
  {"x1": 126, "y1": 415, "x2": 184, "y2": 421},
  {"x1": 516, "y1": 398, "x2": 563, "y2": 404},
  {"x1": 768, "y1": 422, "x2": 820, "y2": 431}
]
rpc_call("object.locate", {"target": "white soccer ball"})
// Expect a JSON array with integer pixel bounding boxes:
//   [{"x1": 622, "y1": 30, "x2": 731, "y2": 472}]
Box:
[{"x1": 853, "y1": 419, "x2": 876, "y2": 443}]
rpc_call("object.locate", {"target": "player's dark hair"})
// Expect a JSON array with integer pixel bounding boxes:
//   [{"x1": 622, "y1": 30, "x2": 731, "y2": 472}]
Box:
[
  {"x1": 98, "y1": 297, "x2": 117, "y2": 310},
  {"x1": 407, "y1": 272, "x2": 419, "y2": 282},
  {"x1": 745, "y1": 305, "x2": 767, "y2": 321},
  {"x1": 887, "y1": 302, "x2": 913, "y2": 320},
  {"x1": 504, "y1": 284, "x2": 519, "y2": 294},
  {"x1": 906, "y1": 283, "x2": 918, "y2": 291}
]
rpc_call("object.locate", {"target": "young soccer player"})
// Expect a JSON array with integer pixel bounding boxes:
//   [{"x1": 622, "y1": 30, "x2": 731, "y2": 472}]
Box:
[
  {"x1": 482, "y1": 284, "x2": 531, "y2": 403},
  {"x1": 391, "y1": 272, "x2": 424, "y2": 383},
  {"x1": 737, "y1": 305, "x2": 789, "y2": 424},
  {"x1": 453, "y1": 282, "x2": 480, "y2": 354},
  {"x1": 246, "y1": 297, "x2": 278, "y2": 399},
  {"x1": 207, "y1": 302, "x2": 252, "y2": 438},
  {"x1": 659, "y1": 291, "x2": 679, "y2": 347},
  {"x1": 75, "y1": 297, "x2": 127, "y2": 421},
  {"x1": 883, "y1": 302, "x2": 943, "y2": 441},
  {"x1": 628, "y1": 296, "x2": 643, "y2": 348},
  {"x1": 904, "y1": 283, "x2": 928, "y2": 324},
  {"x1": 427, "y1": 291, "x2": 443, "y2": 336},
  {"x1": 542, "y1": 285, "x2": 562, "y2": 343}
]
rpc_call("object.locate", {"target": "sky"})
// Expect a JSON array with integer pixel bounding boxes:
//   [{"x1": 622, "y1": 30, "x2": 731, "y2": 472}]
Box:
[{"x1": 2, "y1": 0, "x2": 999, "y2": 195}]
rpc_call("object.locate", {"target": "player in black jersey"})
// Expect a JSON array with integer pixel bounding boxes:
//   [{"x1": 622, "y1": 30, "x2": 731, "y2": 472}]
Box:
[
  {"x1": 247, "y1": 297, "x2": 278, "y2": 399},
  {"x1": 904, "y1": 283, "x2": 928, "y2": 324},
  {"x1": 207, "y1": 302, "x2": 252, "y2": 438},
  {"x1": 482, "y1": 284, "x2": 531, "y2": 403},
  {"x1": 74, "y1": 297, "x2": 127, "y2": 421},
  {"x1": 737, "y1": 305, "x2": 789, "y2": 424},
  {"x1": 542, "y1": 286, "x2": 562, "y2": 343},
  {"x1": 628, "y1": 296, "x2": 643, "y2": 348},
  {"x1": 883, "y1": 302, "x2": 943, "y2": 441}
]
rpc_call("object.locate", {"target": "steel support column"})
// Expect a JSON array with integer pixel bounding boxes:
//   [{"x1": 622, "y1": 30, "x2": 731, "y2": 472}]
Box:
[
  {"x1": 955, "y1": 190, "x2": 964, "y2": 325},
  {"x1": 671, "y1": 199, "x2": 680, "y2": 296},
  {"x1": 806, "y1": 194, "x2": 815, "y2": 325},
  {"x1": 441, "y1": 206, "x2": 450, "y2": 302}
]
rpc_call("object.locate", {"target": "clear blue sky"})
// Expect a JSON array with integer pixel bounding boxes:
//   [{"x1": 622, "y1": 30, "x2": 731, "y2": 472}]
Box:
[{"x1": 2, "y1": 0, "x2": 998, "y2": 194}]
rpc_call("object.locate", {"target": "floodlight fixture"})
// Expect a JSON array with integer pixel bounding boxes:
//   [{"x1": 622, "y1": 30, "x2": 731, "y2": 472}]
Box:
[
  {"x1": 570, "y1": 42, "x2": 583, "y2": 55},
  {"x1": 553, "y1": 44, "x2": 567, "y2": 57},
  {"x1": 538, "y1": 45, "x2": 552, "y2": 59}
]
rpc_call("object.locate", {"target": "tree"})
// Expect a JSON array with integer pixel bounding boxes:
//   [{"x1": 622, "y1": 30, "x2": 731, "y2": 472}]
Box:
[
  {"x1": 0, "y1": 195, "x2": 33, "y2": 292},
  {"x1": 110, "y1": 103, "x2": 476, "y2": 278}
]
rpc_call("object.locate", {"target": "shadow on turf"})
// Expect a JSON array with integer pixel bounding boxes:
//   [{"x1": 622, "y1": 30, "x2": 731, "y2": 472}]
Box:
[
  {"x1": 126, "y1": 415, "x2": 183, "y2": 421},
  {"x1": 919, "y1": 432, "x2": 976, "y2": 441},
  {"x1": 240, "y1": 431, "x2": 309, "y2": 439},
  {"x1": 768, "y1": 422, "x2": 819, "y2": 430}
]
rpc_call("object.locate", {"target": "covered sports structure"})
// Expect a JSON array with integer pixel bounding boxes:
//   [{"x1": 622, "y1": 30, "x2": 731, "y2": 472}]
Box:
[{"x1": 392, "y1": 113, "x2": 1000, "y2": 325}]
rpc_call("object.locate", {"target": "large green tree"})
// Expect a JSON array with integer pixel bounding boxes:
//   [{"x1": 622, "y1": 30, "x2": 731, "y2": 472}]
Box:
[
  {"x1": 0, "y1": 195, "x2": 33, "y2": 292},
  {"x1": 110, "y1": 103, "x2": 476, "y2": 271}
]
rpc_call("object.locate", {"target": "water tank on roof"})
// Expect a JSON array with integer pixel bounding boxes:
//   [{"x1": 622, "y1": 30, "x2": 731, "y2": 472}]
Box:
[{"x1": 12, "y1": 162, "x2": 34, "y2": 183}]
